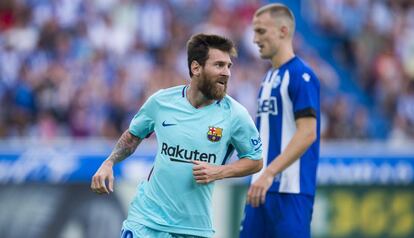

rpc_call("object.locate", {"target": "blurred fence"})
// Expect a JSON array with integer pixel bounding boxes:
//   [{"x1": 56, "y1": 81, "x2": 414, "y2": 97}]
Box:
[{"x1": 0, "y1": 139, "x2": 413, "y2": 238}]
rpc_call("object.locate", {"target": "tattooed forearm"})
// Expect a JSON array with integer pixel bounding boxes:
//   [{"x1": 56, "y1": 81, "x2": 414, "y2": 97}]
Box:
[{"x1": 106, "y1": 130, "x2": 142, "y2": 164}]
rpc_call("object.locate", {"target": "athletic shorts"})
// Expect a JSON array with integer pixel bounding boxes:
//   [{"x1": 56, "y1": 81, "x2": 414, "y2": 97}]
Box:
[
  {"x1": 121, "y1": 221, "x2": 205, "y2": 238},
  {"x1": 239, "y1": 192, "x2": 314, "y2": 238}
]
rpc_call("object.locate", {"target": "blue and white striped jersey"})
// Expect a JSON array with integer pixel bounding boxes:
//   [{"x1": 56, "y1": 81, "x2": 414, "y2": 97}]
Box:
[{"x1": 252, "y1": 56, "x2": 320, "y2": 195}]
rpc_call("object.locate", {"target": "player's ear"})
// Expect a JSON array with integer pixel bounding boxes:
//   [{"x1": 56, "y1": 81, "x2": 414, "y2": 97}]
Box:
[
  {"x1": 280, "y1": 25, "x2": 288, "y2": 38},
  {"x1": 279, "y1": 25, "x2": 289, "y2": 38},
  {"x1": 191, "y1": 60, "x2": 201, "y2": 77}
]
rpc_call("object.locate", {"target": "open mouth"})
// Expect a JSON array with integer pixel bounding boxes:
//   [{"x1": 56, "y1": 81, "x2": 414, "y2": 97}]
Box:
[
  {"x1": 258, "y1": 44, "x2": 264, "y2": 51},
  {"x1": 216, "y1": 79, "x2": 227, "y2": 87}
]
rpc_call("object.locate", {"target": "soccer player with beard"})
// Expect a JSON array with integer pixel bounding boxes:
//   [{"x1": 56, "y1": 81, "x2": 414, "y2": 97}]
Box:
[
  {"x1": 91, "y1": 33, "x2": 263, "y2": 238},
  {"x1": 240, "y1": 3, "x2": 320, "y2": 238}
]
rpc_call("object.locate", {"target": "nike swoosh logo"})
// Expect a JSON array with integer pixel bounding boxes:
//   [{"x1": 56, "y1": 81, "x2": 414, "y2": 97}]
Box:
[{"x1": 162, "y1": 121, "x2": 177, "y2": 127}]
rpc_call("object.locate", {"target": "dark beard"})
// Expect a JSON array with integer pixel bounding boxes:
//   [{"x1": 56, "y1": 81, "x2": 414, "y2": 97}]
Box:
[{"x1": 198, "y1": 74, "x2": 227, "y2": 100}]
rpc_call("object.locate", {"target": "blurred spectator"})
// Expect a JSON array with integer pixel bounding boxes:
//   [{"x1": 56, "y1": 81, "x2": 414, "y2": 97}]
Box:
[
  {"x1": 0, "y1": 0, "x2": 15, "y2": 31},
  {"x1": 306, "y1": 0, "x2": 414, "y2": 140},
  {"x1": 323, "y1": 95, "x2": 354, "y2": 139},
  {"x1": 395, "y1": 81, "x2": 414, "y2": 136}
]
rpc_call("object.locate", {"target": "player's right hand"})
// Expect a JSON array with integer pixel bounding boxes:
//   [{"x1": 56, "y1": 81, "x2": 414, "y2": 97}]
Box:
[
  {"x1": 247, "y1": 170, "x2": 273, "y2": 207},
  {"x1": 91, "y1": 160, "x2": 114, "y2": 195}
]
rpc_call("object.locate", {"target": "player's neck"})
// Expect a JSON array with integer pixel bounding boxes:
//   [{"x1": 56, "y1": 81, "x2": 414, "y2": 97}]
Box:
[
  {"x1": 271, "y1": 46, "x2": 295, "y2": 69},
  {"x1": 186, "y1": 85, "x2": 215, "y2": 109}
]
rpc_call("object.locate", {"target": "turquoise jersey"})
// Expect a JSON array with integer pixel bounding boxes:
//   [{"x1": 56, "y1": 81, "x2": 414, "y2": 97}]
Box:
[{"x1": 126, "y1": 85, "x2": 262, "y2": 237}]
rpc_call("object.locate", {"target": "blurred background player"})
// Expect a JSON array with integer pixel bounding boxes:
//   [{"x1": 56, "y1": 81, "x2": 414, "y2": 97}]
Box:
[
  {"x1": 91, "y1": 33, "x2": 263, "y2": 238},
  {"x1": 240, "y1": 3, "x2": 320, "y2": 238}
]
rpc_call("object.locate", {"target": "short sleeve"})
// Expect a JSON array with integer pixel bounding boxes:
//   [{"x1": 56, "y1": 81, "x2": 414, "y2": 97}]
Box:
[
  {"x1": 128, "y1": 93, "x2": 158, "y2": 138},
  {"x1": 230, "y1": 107, "x2": 263, "y2": 160},
  {"x1": 289, "y1": 71, "x2": 319, "y2": 119}
]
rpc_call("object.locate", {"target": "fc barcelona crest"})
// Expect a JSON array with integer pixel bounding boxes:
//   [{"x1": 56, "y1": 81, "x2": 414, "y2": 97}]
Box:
[{"x1": 207, "y1": 126, "x2": 223, "y2": 142}]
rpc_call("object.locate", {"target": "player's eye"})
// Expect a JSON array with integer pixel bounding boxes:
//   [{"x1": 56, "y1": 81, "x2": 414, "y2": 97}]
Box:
[{"x1": 256, "y1": 29, "x2": 265, "y2": 34}]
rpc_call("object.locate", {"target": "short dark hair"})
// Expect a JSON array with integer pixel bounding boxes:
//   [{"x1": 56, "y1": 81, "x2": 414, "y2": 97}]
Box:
[{"x1": 187, "y1": 33, "x2": 237, "y2": 77}]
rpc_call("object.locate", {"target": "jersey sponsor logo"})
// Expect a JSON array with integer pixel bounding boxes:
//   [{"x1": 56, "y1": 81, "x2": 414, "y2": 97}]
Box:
[
  {"x1": 162, "y1": 120, "x2": 177, "y2": 127},
  {"x1": 257, "y1": 97, "x2": 278, "y2": 115},
  {"x1": 161, "y1": 142, "x2": 217, "y2": 163},
  {"x1": 207, "y1": 126, "x2": 223, "y2": 142},
  {"x1": 250, "y1": 136, "x2": 262, "y2": 151}
]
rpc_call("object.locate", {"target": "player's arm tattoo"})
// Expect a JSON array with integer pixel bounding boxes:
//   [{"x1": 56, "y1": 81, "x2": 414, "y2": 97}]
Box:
[{"x1": 106, "y1": 130, "x2": 142, "y2": 164}]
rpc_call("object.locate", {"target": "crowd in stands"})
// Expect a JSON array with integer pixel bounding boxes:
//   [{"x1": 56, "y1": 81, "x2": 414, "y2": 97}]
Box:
[
  {"x1": 0, "y1": 0, "x2": 412, "y2": 142},
  {"x1": 305, "y1": 0, "x2": 414, "y2": 141}
]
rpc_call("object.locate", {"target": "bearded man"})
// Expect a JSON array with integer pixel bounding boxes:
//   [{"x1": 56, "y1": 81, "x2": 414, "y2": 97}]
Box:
[{"x1": 91, "y1": 33, "x2": 263, "y2": 238}]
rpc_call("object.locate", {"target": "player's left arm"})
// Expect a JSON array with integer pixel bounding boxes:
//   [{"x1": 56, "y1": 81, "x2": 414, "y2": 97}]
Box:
[
  {"x1": 247, "y1": 117, "x2": 316, "y2": 206},
  {"x1": 193, "y1": 158, "x2": 263, "y2": 184}
]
